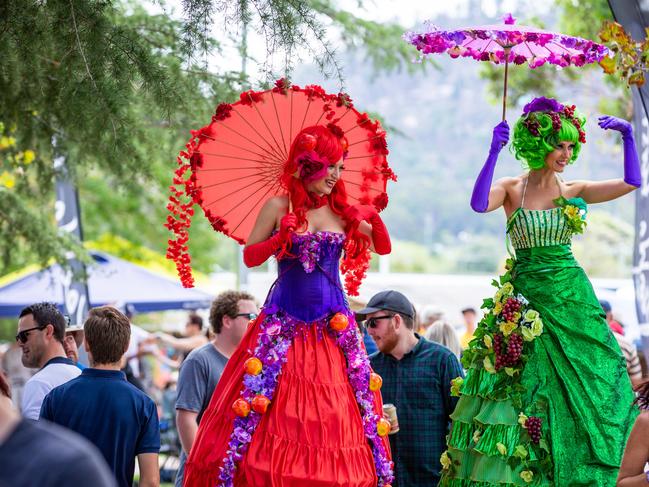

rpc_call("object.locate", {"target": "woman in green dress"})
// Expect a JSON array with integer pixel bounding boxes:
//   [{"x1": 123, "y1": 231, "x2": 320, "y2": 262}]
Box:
[{"x1": 440, "y1": 97, "x2": 641, "y2": 486}]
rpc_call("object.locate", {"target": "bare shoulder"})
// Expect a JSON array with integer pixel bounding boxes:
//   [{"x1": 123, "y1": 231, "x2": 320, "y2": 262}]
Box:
[
  {"x1": 264, "y1": 195, "x2": 288, "y2": 210},
  {"x1": 561, "y1": 179, "x2": 587, "y2": 197},
  {"x1": 497, "y1": 175, "x2": 526, "y2": 197},
  {"x1": 497, "y1": 175, "x2": 525, "y2": 189},
  {"x1": 255, "y1": 195, "x2": 287, "y2": 227},
  {"x1": 261, "y1": 195, "x2": 289, "y2": 217}
]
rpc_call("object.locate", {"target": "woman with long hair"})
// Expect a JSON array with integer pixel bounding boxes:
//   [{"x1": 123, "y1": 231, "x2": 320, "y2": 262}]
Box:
[
  {"x1": 440, "y1": 97, "x2": 640, "y2": 486},
  {"x1": 423, "y1": 320, "x2": 462, "y2": 360},
  {"x1": 183, "y1": 124, "x2": 394, "y2": 486}
]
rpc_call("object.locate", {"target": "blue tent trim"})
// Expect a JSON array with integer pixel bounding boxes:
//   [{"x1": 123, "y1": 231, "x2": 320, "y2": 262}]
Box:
[{"x1": 0, "y1": 251, "x2": 213, "y2": 317}]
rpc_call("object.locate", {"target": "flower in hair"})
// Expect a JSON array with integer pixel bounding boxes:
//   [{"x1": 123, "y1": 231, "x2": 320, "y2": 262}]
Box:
[
  {"x1": 327, "y1": 122, "x2": 344, "y2": 139},
  {"x1": 296, "y1": 133, "x2": 317, "y2": 152},
  {"x1": 295, "y1": 150, "x2": 329, "y2": 183},
  {"x1": 522, "y1": 115, "x2": 541, "y2": 137},
  {"x1": 326, "y1": 122, "x2": 349, "y2": 155},
  {"x1": 522, "y1": 97, "x2": 564, "y2": 115},
  {"x1": 521, "y1": 98, "x2": 586, "y2": 143}
]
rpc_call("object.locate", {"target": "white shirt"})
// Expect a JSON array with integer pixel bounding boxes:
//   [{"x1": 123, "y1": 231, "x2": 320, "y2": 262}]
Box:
[{"x1": 21, "y1": 358, "x2": 81, "y2": 420}]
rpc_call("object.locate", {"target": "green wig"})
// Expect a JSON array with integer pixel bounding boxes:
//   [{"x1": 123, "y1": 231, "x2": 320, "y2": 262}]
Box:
[{"x1": 511, "y1": 103, "x2": 587, "y2": 170}]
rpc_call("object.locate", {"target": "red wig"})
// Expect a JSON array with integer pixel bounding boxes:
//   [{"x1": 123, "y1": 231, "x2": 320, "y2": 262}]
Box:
[{"x1": 281, "y1": 125, "x2": 371, "y2": 295}]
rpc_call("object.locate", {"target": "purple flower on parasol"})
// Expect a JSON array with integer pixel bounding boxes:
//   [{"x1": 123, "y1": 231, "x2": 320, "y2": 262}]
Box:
[{"x1": 404, "y1": 14, "x2": 609, "y2": 120}]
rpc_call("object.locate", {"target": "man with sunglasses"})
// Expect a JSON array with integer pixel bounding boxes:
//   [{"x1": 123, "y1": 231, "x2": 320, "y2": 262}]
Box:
[
  {"x1": 358, "y1": 290, "x2": 464, "y2": 487},
  {"x1": 17, "y1": 302, "x2": 81, "y2": 420},
  {"x1": 174, "y1": 290, "x2": 257, "y2": 487}
]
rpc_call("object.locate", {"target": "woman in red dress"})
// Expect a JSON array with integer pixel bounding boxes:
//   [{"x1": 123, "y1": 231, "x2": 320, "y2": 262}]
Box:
[{"x1": 183, "y1": 124, "x2": 394, "y2": 487}]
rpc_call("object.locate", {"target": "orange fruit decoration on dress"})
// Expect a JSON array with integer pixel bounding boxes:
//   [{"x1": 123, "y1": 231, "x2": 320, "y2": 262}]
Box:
[
  {"x1": 329, "y1": 313, "x2": 349, "y2": 332},
  {"x1": 377, "y1": 418, "x2": 392, "y2": 437},
  {"x1": 251, "y1": 395, "x2": 271, "y2": 414},
  {"x1": 232, "y1": 398, "x2": 251, "y2": 417},
  {"x1": 244, "y1": 357, "x2": 263, "y2": 375},
  {"x1": 369, "y1": 373, "x2": 383, "y2": 391}
]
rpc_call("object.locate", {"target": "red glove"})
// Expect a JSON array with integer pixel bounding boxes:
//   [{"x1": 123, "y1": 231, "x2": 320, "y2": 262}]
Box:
[
  {"x1": 243, "y1": 213, "x2": 297, "y2": 267},
  {"x1": 278, "y1": 213, "x2": 298, "y2": 239},
  {"x1": 343, "y1": 205, "x2": 391, "y2": 255}
]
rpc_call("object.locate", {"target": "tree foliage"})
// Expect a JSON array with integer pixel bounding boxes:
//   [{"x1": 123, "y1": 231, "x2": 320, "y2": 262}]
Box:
[
  {"x1": 179, "y1": 0, "x2": 424, "y2": 83},
  {"x1": 0, "y1": 0, "x2": 416, "y2": 277},
  {"x1": 599, "y1": 20, "x2": 649, "y2": 87},
  {"x1": 0, "y1": 1, "x2": 242, "y2": 274}
]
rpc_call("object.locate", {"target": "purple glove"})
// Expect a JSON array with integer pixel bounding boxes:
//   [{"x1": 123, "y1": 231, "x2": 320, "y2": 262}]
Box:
[
  {"x1": 598, "y1": 115, "x2": 641, "y2": 187},
  {"x1": 471, "y1": 121, "x2": 510, "y2": 213}
]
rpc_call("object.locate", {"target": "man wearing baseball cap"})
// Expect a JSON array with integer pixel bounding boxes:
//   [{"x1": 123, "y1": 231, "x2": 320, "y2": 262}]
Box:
[{"x1": 358, "y1": 290, "x2": 464, "y2": 487}]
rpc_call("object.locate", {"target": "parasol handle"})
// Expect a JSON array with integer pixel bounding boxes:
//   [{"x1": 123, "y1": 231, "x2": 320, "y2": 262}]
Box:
[
  {"x1": 502, "y1": 47, "x2": 510, "y2": 122},
  {"x1": 288, "y1": 193, "x2": 293, "y2": 214}
]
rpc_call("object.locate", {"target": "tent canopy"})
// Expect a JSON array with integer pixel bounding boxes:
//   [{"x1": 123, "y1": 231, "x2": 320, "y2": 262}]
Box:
[{"x1": 0, "y1": 251, "x2": 213, "y2": 317}]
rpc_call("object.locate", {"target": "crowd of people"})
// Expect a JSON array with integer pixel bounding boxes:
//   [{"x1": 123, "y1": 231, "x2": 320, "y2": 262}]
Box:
[
  {"x1": 0, "y1": 289, "x2": 645, "y2": 487},
  {"x1": 1, "y1": 94, "x2": 649, "y2": 487}
]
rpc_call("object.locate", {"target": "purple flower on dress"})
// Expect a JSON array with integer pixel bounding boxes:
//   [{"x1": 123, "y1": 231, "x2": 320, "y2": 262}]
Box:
[
  {"x1": 265, "y1": 322, "x2": 282, "y2": 336},
  {"x1": 293, "y1": 232, "x2": 346, "y2": 274},
  {"x1": 523, "y1": 96, "x2": 564, "y2": 115},
  {"x1": 233, "y1": 426, "x2": 251, "y2": 443}
]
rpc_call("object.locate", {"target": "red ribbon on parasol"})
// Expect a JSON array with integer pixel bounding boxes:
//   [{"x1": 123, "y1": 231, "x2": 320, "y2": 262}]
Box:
[
  {"x1": 404, "y1": 14, "x2": 610, "y2": 120},
  {"x1": 165, "y1": 79, "x2": 396, "y2": 287}
]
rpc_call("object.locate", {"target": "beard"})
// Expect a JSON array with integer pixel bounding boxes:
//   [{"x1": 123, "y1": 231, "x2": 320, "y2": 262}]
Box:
[
  {"x1": 21, "y1": 347, "x2": 42, "y2": 368},
  {"x1": 374, "y1": 326, "x2": 399, "y2": 355}
]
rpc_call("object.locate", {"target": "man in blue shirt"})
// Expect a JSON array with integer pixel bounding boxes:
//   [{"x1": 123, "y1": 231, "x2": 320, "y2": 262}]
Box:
[
  {"x1": 0, "y1": 370, "x2": 117, "y2": 487},
  {"x1": 40, "y1": 306, "x2": 160, "y2": 487},
  {"x1": 358, "y1": 290, "x2": 464, "y2": 487}
]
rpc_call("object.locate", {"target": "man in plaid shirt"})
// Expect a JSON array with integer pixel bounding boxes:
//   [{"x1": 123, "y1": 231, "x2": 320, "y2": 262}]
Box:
[{"x1": 359, "y1": 290, "x2": 464, "y2": 487}]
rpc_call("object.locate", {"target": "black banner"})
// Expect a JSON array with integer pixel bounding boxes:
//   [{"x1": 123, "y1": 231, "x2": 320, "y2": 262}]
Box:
[
  {"x1": 608, "y1": 1, "x2": 649, "y2": 355},
  {"x1": 53, "y1": 145, "x2": 90, "y2": 326}
]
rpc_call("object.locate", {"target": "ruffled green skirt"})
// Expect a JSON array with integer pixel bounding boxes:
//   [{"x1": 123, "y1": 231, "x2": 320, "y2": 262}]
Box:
[{"x1": 441, "y1": 245, "x2": 638, "y2": 486}]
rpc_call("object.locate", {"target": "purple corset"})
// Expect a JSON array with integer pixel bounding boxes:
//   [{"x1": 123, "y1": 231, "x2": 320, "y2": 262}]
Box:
[{"x1": 264, "y1": 232, "x2": 348, "y2": 322}]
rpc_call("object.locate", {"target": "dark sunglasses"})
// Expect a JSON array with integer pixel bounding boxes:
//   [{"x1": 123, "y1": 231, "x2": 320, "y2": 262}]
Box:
[
  {"x1": 15, "y1": 325, "x2": 46, "y2": 344},
  {"x1": 365, "y1": 314, "x2": 394, "y2": 329},
  {"x1": 235, "y1": 313, "x2": 258, "y2": 321}
]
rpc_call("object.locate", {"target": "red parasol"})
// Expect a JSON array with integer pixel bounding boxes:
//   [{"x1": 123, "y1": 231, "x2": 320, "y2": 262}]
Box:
[{"x1": 165, "y1": 79, "x2": 396, "y2": 287}]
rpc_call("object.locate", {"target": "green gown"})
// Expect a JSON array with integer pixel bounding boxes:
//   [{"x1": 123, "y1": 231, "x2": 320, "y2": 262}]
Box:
[{"x1": 440, "y1": 182, "x2": 638, "y2": 486}]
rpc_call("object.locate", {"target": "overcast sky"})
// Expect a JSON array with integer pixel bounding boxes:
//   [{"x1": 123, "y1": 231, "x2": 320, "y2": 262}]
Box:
[{"x1": 153, "y1": 0, "x2": 556, "y2": 80}]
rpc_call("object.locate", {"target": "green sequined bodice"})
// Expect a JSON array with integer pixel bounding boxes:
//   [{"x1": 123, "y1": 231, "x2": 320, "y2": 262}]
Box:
[{"x1": 507, "y1": 207, "x2": 573, "y2": 250}]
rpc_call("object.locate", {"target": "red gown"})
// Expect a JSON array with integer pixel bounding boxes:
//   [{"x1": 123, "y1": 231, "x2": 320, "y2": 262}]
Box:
[{"x1": 183, "y1": 232, "x2": 392, "y2": 486}]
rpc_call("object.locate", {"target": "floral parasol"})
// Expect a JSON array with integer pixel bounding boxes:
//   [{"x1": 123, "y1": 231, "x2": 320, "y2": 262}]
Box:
[
  {"x1": 165, "y1": 79, "x2": 396, "y2": 287},
  {"x1": 404, "y1": 14, "x2": 610, "y2": 119}
]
